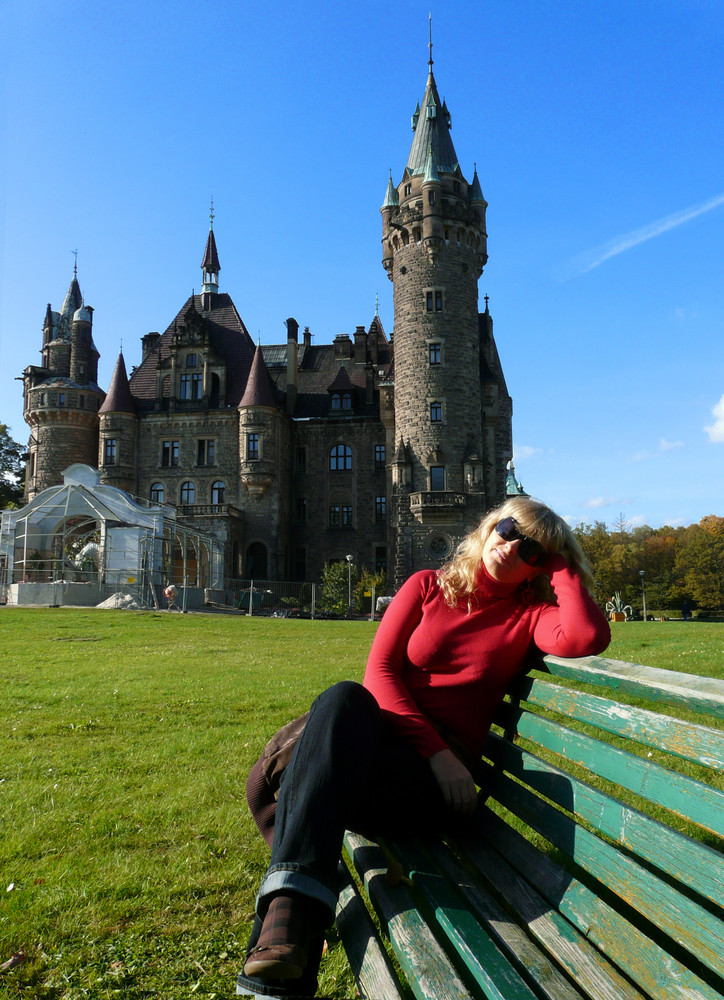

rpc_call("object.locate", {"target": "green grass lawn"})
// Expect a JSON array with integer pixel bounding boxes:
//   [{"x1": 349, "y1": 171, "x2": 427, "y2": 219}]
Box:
[{"x1": 0, "y1": 607, "x2": 721, "y2": 998}]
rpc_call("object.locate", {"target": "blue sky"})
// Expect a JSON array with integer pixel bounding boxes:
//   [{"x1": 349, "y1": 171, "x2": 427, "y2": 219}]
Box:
[{"x1": 1, "y1": 0, "x2": 722, "y2": 530}]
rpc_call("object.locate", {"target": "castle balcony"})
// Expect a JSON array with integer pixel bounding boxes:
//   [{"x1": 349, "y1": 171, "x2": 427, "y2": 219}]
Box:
[
  {"x1": 409, "y1": 491, "x2": 467, "y2": 523},
  {"x1": 178, "y1": 503, "x2": 243, "y2": 521}
]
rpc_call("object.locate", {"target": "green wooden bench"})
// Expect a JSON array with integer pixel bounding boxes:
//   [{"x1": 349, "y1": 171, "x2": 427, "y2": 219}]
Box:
[{"x1": 335, "y1": 654, "x2": 724, "y2": 1000}]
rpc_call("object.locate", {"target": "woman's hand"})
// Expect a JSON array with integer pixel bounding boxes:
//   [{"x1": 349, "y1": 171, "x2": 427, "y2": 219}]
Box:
[{"x1": 428, "y1": 749, "x2": 477, "y2": 815}]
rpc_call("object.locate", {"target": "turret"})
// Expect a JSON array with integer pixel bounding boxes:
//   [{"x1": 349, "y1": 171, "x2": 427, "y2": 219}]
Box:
[
  {"x1": 98, "y1": 352, "x2": 137, "y2": 493},
  {"x1": 201, "y1": 201, "x2": 220, "y2": 309}
]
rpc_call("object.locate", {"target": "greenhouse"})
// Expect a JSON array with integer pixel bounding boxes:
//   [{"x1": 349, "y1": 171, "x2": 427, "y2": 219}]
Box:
[{"x1": 0, "y1": 464, "x2": 222, "y2": 609}]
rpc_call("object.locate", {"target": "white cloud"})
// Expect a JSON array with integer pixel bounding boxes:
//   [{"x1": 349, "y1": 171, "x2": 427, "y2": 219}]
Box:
[
  {"x1": 513, "y1": 445, "x2": 539, "y2": 460},
  {"x1": 705, "y1": 394, "x2": 724, "y2": 442},
  {"x1": 583, "y1": 496, "x2": 617, "y2": 509},
  {"x1": 659, "y1": 437, "x2": 683, "y2": 451},
  {"x1": 559, "y1": 191, "x2": 724, "y2": 280}
]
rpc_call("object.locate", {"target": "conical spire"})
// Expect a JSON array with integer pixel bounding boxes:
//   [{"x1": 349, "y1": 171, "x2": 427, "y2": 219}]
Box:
[
  {"x1": 99, "y1": 352, "x2": 136, "y2": 414},
  {"x1": 406, "y1": 32, "x2": 459, "y2": 176},
  {"x1": 60, "y1": 271, "x2": 83, "y2": 319},
  {"x1": 201, "y1": 200, "x2": 220, "y2": 293},
  {"x1": 238, "y1": 344, "x2": 277, "y2": 409},
  {"x1": 382, "y1": 170, "x2": 400, "y2": 208}
]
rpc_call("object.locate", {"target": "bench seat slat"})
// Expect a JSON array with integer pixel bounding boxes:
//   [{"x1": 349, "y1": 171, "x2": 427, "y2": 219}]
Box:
[
  {"x1": 417, "y1": 837, "x2": 637, "y2": 1000},
  {"x1": 540, "y1": 656, "x2": 724, "y2": 719},
  {"x1": 389, "y1": 837, "x2": 566, "y2": 1000},
  {"x1": 506, "y1": 707, "x2": 724, "y2": 837},
  {"x1": 489, "y1": 769, "x2": 724, "y2": 979},
  {"x1": 464, "y1": 807, "x2": 724, "y2": 1000},
  {"x1": 335, "y1": 863, "x2": 407, "y2": 1000},
  {"x1": 344, "y1": 832, "x2": 473, "y2": 1000},
  {"x1": 487, "y1": 733, "x2": 724, "y2": 905},
  {"x1": 507, "y1": 677, "x2": 724, "y2": 769}
]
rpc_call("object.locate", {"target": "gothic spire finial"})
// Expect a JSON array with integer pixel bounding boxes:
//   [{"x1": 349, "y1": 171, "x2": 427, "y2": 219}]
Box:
[
  {"x1": 72, "y1": 249, "x2": 78, "y2": 277},
  {"x1": 428, "y1": 12, "x2": 433, "y2": 72},
  {"x1": 209, "y1": 197, "x2": 215, "y2": 230}
]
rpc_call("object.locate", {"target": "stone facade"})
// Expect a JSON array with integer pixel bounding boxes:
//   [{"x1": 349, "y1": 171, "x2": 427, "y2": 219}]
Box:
[{"x1": 21, "y1": 59, "x2": 513, "y2": 590}]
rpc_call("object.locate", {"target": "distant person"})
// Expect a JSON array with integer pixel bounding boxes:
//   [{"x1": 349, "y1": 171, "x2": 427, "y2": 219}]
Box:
[
  {"x1": 682, "y1": 600, "x2": 691, "y2": 621},
  {"x1": 237, "y1": 496, "x2": 611, "y2": 999}
]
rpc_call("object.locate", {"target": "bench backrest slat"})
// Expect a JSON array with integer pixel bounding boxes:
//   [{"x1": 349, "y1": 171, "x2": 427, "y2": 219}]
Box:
[
  {"x1": 501, "y1": 706, "x2": 724, "y2": 837},
  {"x1": 458, "y1": 807, "x2": 722, "y2": 1000},
  {"x1": 488, "y1": 764, "x2": 724, "y2": 980},
  {"x1": 541, "y1": 656, "x2": 724, "y2": 719},
  {"x1": 488, "y1": 733, "x2": 724, "y2": 906},
  {"x1": 507, "y1": 677, "x2": 724, "y2": 769}
]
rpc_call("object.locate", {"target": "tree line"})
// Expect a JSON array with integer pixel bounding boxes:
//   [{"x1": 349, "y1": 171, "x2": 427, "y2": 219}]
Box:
[{"x1": 574, "y1": 515, "x2": 724, "y2": 615}]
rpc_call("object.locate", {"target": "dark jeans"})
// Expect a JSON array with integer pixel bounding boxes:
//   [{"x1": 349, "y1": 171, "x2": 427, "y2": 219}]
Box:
[{"x1": 237, "y1": 680, "x2": 449, "y2": 998}]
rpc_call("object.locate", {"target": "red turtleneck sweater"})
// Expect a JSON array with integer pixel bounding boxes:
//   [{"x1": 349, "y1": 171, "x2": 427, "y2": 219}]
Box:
[{"x1": 363, "y1": 556, "x2": 610, "y2": 759}]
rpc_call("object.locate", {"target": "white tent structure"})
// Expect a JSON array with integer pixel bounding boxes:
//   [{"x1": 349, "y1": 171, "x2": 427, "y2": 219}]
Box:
[{"x1": 0, "y1": 465, "x2": 222, "y2": 608}]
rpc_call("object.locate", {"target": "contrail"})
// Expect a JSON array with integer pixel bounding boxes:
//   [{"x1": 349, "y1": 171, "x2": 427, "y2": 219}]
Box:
[{"x1": 560, "y1": 191, "x2": 724, "y2": 279}]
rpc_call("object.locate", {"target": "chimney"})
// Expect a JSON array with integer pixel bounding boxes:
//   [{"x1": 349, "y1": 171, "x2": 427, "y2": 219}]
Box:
[{"x1": 286, "y1": 317, "x2": 299, "y2": 414}]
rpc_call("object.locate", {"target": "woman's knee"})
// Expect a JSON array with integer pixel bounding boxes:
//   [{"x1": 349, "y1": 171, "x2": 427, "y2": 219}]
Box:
[{"x1": 312, "y1": 680, "x2": 376, "y2": 719}]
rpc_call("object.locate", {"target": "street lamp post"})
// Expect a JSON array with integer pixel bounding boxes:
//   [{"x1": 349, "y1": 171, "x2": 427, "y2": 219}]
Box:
[
  {"x1": 639, "y1": 570, "x2": 647, "y2": 622},
  {"x1": 346, "y1": 554, "x2": 353, "y2": 617}
]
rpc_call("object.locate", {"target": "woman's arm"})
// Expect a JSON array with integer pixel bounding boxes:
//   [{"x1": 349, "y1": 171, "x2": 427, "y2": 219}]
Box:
[
  {"x1": 363, "y1": 572, "x2": 449, "y2": 758},
  {"x1": 533, "y1": 554, "x2": 611, "y2": 656}
]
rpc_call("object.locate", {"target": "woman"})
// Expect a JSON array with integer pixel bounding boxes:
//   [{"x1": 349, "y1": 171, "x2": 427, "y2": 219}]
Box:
[{"x1": 237, "y1": 496, "x2": 610, "y2": 998}]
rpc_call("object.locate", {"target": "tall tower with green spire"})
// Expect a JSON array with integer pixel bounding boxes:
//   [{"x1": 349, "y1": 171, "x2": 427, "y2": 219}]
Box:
[{"x1": 382, "y1": 32, "x2": 512, "y2": 585}]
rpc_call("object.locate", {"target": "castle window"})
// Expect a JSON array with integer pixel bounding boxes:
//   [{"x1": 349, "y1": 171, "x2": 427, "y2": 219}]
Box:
[
  {"x1": 192, "y1": 372, "x2": 203, "y2": 399},
  {"x1": 435, "y1": 291, "x2": 443, "y2": 311},
  {"x1": 103, "y1": 438, "x2": 117, "y2": 465},
  {"x1": 162, "y1": 440, "x2": 179, "y2": 467},
  {"x1": 430, "y1": 402, "x2": 443, "y2": 423},
  {"x1": 211, "y1": 481, "x2": 225, "y2": 504},
  {"x1": 426, "y1": 291, "x2": 433, "y2": 311},
  {"x1": 330, "y1": 505, "x2": 353, "y2": 528},
  {"x1": 429, "y1": 343, "x2": 441, "y2": 366},
  {"x1": 180, "y1": 373, "x2": 191, "y2": 399},
  {"x1": 186, "y1": 353, "x2": 198, "y2": 368},
  {"x1": 296, "y1": 497, "x2": 307, "y2": 523},
  {"x1": 428, "y1": 191, "x2": 436, "y2": 206},
  {"x1": 79, "y1": 394, "x2": 85, "y2": 408},
  {"x1": 39, "y1": 393, "x2": 45, "y2": 405},
  {"x1": 180, "y1": 481, "x2": 195, "y2": 504},
  {"x1": 247, "y1": 433, "x2": 260, "y2": 460},
  {"x1": 425, "y1": 289, "x2": 444, "y2": 311},
  {"x1": 58, "y1": 392, "x2": 65, "y2": 407},
  {"x1": 79, "y1": 363, "x2": 85, "y2": 375},
  {"x1": 375, "y1": 496, "x2": 386, "y2": 523},
  {"x1": 375, "y1": 443, "x2": 386, "y2": 469},
  {"x1": 430, "y1": 466, "x2": 445, "y2": 491},
  {"x1": 329, "y1": 505, "x2": 340, "y2": 528},
  {"x1": 197, "y1": 439, "x2": 215, "y2": 465},
  {"x1": 375, "y1": 546, "x2": 387, "y2": 574},
  {"x1": 342, "y1": 393, "x2": 352, "y2": 410},
  {"x1": 150, "y1": 483, "x2": 165, "y2": 503},
  {"x1": 404, "y1": 183, "x2": 412, "y2": 196},
  {"x1": 331, "y1": 393, "x2": 341, "y2": 410},
  {"x1": 342, "y1": 505, "x2": 353, "y2": 527},
  {"x1": 329, "y1": 444, "x2": 352, "y2": 471}
]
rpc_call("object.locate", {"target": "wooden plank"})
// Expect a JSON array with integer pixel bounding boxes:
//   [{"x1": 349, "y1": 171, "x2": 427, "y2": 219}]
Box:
[
  {"x1": 335, "y1": 862, "x2": 407, "y2": 1000},
  {"x1": 507, "y1": 707, "x2": 724, "y2": 837},
  {"x1": 539, "y1": 655, "x2": 724, "y2": 719},
  {"x1": 488, "y1": 766, "x2": 724, "y2": 979},
  {"x1": 435, "y1": 828, "x2": 647, "y2": 1000},
  {"x1": 487, "y1": 732, "x2": 724, "y2": 906},
  {"x1": 388, "y1": 837, "x2": 550, "y2": 1000},
  {"x1": 505, "y1": 677, "x2": 724, "y2": 770},
  {"x1": 344, "y1": 832, "x2": 474, "y2": 1000},
  {"x1": 465, "y1": 808, "x2": 724, "y2": 1000}
]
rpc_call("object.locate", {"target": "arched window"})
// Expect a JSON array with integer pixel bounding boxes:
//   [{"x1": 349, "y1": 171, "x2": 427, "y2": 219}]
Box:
[
  {"x1": 180, "y1": 481, "x2": 195, "y2": 504},
  {"x1": 342, "y1": 393, "x2": 352, "y2": 410},
  {"x1": 331, "y1": 393, "x2": 341, "y2": 410},
  {"x1": 430, "y1": 401, "x2": 443, "y2": 423},
  {"x1": 150, "y1": 482, "x2": 164, "y2": 503},
  {"x1": 329, "y1": 444, "x2": 352, "y2": 471},
  {"x1": 211, "y1": 481, "x2": 225, "y2": 504}
]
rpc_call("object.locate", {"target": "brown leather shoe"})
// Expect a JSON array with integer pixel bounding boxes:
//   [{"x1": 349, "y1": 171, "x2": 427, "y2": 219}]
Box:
[{"x1": 243, "y1": 941, "x2": 307, "y2": 980}]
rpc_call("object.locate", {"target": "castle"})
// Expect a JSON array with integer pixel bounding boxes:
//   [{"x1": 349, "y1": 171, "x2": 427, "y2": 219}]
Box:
[{"x1": 21, "y1": 50, "x2": 516, "y2": 590}]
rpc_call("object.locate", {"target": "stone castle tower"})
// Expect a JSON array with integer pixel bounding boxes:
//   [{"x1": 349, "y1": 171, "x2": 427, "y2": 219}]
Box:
[
  {"x1": 382, "y1": 44, "x2": 512, "y2": 584},
  {"x1": 22, "y1": 266, "x2": 105, "y2": 498}
]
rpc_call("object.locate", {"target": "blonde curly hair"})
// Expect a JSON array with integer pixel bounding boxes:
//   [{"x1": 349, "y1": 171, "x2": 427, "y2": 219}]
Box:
[{"x1": 437, "y1": 496, "x2": 594, "y2": 610}]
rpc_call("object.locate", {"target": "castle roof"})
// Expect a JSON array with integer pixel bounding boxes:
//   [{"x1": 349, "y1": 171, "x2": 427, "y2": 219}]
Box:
[
  {"x1": 128, "y1": 293, "x2": 256, "y2": 407},
  {"x1": 99, "y1": 352, "x2": 136, "y2": 415},
  {"x1": 238, "y1": 344, "x2": 277, "y2": 409},
  {"x1": 407, "y1": 67, "x2": 459, "y2": 177}
]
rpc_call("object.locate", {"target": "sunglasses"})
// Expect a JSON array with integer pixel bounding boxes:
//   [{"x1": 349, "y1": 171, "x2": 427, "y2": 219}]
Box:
[{"x1": 494, "y1": 517, "x2": 548, "y2": 567}]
